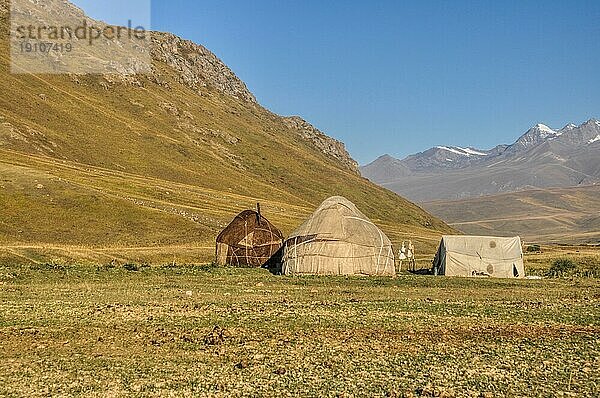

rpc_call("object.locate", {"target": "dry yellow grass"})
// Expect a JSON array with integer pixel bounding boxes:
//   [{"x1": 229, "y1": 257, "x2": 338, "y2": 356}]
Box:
[
  {"x1": 0, "y1": 148, "x2": 448, "y2": 265},
  {"x1": 423, "y1": 186, "x2": 600, "y2": 244}
]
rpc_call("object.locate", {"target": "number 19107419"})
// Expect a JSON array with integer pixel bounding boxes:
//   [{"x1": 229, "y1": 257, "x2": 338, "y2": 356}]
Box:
[{"x1": 20, "y1": 42, "x2": 73, "y2": 53}]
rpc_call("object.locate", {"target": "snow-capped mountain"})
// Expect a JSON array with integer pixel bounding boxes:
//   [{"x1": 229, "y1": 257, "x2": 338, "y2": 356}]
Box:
[
  {"x1": 400, "y1": 145, "x2": 490, "y2": 170},
  {"x1": 435, "y1": 146, "x2": 488, "y2": 156},
  {"x1": 506, "y1": 123, "x2": 563, "y2": 153},
  {"x1": 558, "y1": 123, "x2": 578, "y2": 134},
  {"x1": 360, "y1": 119, "x2": 600, "y2": 202}
]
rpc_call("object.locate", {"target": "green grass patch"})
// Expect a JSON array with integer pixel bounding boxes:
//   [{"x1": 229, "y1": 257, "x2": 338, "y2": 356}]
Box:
[{"x1": 1, "y1": 265, "x2": 598, "y2": 397}]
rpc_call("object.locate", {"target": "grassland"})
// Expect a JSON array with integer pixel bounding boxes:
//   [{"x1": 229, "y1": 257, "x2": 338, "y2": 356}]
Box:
[
  {"x1": 1, "y1": 258, "x2": 599, "y2": 397},
  {"x1": 0, "y1": 148, "x2": 449, "y2": 266},
  {"x1": 423, "y1": 186, "x2": 600, "y2": 244},
  {"x1": 1, "y1": 4, "x2": 598, "y2": 395},
  {"x1": 521, "y1": 244, "x2": 600, "y2": 277}
]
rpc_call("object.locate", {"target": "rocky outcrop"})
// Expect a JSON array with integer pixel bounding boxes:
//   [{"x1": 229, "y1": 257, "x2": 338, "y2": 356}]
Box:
[
  {"x1": 282, "y1": 116, "x2": 359, "y2": 174},
  {"x1": 151, "y1": 32, "x2": 256, "y2": 103},
  {"x1": 149, "y1": 33, "x2": 363, "y2": 173},
  {"x1": 148, "y1": 30, "x2": 360, "y2": 173},
  {"x1": 3, "y1": 0, "x2": 362, "y2": 173}
]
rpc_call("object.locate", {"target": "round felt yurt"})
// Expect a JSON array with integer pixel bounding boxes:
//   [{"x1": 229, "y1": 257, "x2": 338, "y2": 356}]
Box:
[{"x1": 281, "y1": 196, "x2": 395, "y2": 276}]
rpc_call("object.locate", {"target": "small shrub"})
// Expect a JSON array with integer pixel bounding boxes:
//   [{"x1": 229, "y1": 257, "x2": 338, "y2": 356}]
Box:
[
  {"x1": 97, "y1": 260, "x2": 118, "y2": 272},
  {"x1": 30, "y1": 262, "x2": 68, "y2": 271},
  {"x1": 199, "y1": 263, "x2": 219, "y2": 272},
  {"x1": 547, "y1": 258, "x2": 577, "y2": 277},
  {"x1": 123, "y1": 263, "x2": 139, "y2": 272},
  {"x1": 526, "y1": 245, "x2": 541, "y2": 253}
]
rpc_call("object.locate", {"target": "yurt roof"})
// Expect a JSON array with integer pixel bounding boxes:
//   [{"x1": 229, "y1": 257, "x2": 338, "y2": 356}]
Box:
[
  {"x1": 217, "y1": 209, "x2": 283, "y2": 245},
  {"x1": 288, "y1": 196, "x2": 390, "y2": 247}
]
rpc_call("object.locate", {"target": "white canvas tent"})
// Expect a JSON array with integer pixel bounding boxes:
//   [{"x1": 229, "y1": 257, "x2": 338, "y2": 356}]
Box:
[
  {"x1": 432, "y1": 235, "x2": 525, "y2": 278},
  {"x1": 281, "y1": 196, "x2": 395, "y2": 276}
]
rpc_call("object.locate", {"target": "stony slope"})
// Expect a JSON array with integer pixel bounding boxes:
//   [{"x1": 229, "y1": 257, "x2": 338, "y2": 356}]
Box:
[{"x1": 0, "y1": 0, "x2": 452, "y2": 264}]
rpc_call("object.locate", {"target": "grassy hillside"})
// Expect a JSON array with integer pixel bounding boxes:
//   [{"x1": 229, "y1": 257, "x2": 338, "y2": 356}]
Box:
[
  {"x1": 423, "y1": 185, "x2": 600, "y2": 244},
  {"x1": 0, "y1": 5, "x2": 452, "y2": 265}
]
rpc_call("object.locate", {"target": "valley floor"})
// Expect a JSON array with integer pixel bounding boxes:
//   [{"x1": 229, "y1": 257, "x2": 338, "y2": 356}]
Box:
[
  {"x1": 422, "y1": 185, "x2": 600, "y2": 245},
  {"x1": 1, "y1": 264, "x2": 599, "y2": 397}
]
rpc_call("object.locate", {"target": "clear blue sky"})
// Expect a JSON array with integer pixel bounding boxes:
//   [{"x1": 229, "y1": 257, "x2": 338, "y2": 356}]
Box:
[{"x1": 72, "y1": 0, "x2": 600, "y2": 164}]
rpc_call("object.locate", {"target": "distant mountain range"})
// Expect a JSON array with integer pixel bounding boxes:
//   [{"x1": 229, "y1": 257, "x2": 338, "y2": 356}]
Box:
[{"x1": 361, "y1": 119, "x2": 600, "y2": 202}]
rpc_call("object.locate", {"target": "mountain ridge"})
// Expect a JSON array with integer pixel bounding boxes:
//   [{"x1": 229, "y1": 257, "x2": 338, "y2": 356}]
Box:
[{"x1": 361, "y1": 119, "x2": 600, "y2": 202}]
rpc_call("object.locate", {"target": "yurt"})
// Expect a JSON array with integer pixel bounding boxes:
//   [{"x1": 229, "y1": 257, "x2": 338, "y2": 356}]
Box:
[
  {"x1": 432, "y1": 235, "x2": 525, "y2": 278},
  {"x1": 281, "y1": 196, "x2": 395, "y2": 276},
  {"x1": 215, "y1": 204, "x2": 284, "y2": 267}
]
